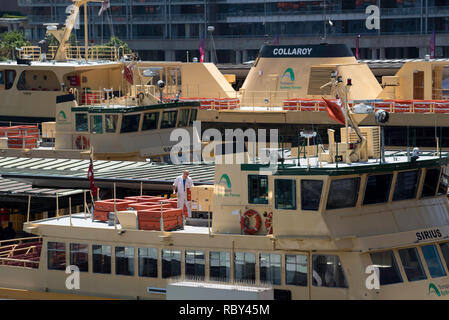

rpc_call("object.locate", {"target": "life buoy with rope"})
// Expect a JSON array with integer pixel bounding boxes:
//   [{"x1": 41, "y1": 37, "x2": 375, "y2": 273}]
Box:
[
  {"x1": 265, "y1": 211, "x2": 273, "y2": 234},
  {"x1": 75, "y1": 135, "x2": 90, "y2": 150},
  {"x1": 240, "y1": 209, "x2": 261, "y2": 235}
]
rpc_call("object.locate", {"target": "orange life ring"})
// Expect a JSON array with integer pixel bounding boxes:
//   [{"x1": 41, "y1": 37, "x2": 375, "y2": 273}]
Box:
[
  {"x1": 75, "y1": 135, "x2": 90, "y2": 150},
  {"x1": 265, "y1": 211, "x2": 273, "y2": 234},
  {"x1": 240, "y1": 209, "x2": 261, "y2": 235}
]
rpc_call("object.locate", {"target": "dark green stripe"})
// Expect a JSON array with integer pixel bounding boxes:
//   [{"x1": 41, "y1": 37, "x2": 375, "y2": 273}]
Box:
[
  {"x1": 72, "y1": 101, "x2": 199, "y2": 114},
  {"x1": 241, "y1": 156, "x2": 449, "y2": 176}
]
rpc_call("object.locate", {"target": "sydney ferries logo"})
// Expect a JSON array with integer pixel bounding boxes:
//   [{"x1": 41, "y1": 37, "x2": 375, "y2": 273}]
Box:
[
  {"x1": 218, "y1": 174, "x2": 240, "y2": 197},
  {"x1": 280, "y1": 67, "x2": 301, "y2": 90},
  {"x1": 428, "y1": 283, "x2": 449, "y2": 297}
]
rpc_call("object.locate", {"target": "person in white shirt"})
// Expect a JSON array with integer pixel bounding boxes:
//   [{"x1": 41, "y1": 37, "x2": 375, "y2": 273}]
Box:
[{"x1": 172, "y1": 170, "x2": 194, "y2": 218}]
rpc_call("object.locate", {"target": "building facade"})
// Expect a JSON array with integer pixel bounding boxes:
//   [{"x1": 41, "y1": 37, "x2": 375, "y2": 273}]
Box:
[{"x1": 17, "y1": 0, "x2": 449, "y2": 63}]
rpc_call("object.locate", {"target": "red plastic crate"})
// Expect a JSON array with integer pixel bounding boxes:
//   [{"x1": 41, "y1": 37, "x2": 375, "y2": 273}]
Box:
[
  {"x1": 124, "y1": 196, "x2": 167, "y2": 203},
  {"x1": 93, "y1": 210, "x2": 109, "y2": 221},
  {"x1": 94, "y1": 199, "x2": 134, "y2": 212}
]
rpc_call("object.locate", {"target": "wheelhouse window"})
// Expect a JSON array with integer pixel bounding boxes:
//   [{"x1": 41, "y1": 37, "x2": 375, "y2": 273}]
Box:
[
  {"x1": 185, "y1": 250, "x2": 205, "y2": 280},
  {"x1": 259, "y1": 253, "x2": 281, "y2": 285},
  {"x1": 437, "y1": 166, "x2": 449, "y2": 196},
  {"x1": 285, "y1": 254, "x2": 308, "y2": 286},
  {"x1": 90, "y1": 115, "x2": 103, "y2": 134},
  {"x1": 160, "y1": 110, "x2": 177, "y2": 129},
  {"x1": 248, "y1": 175, "x2": 268, "y2": 204},
  {"x1": 115, "y1": 246, "x2": 134, "y2": 276},
  {"x1": 398, "y1": 247, "x2": 427, "y2": 282},
  {"x1": 16, "y1": 70, "x2": 60, "y2": 91},
  {"x1": 393, "y1": 170, "x2": 420, "y2": 201},
  {"x1": 5, "y1": 70, "x2": 15, "y2": 90},
  {"x1": 439, "y1": 242, "x2": 449, "y2": 269},
  {"x1": 105, "y1": 115, "x2": 118, "y2": 133},
  {"x1": 326, "y1": 178, "x2": 360, "y2": 210},
  {"x1": 177, "y1": 109, "x2": 189, "y2": 127},
  {"x1": 421, "y1": 168, "x2": 441, "y2": 198},
  {"x1": 120, "y1": 114, "x2": 140, "y2": 133},
  {"x1": 47, "y1": 242, "x2": 66, "y2": 270},
  {"x1": 138, "y1": 247, "x2": 158, "y2": 278},
  {"x1": 188, "y1": 108, "x2": 198, "y2": 126},
  {"x1": 209, "y1": 251, "x2": 230, "y2": 282},
  {"x1": 75, "y1": 113, "x2": 88, "y2": 132},
  {"x1": 421, "y1": 244, "x2": 446, "y2": 278},
  {"x1": 0, "y1": 71, "x2": 3, "y2": 88},
  {"x1": 369, "y1": 250, "x2": 403, "y2": 285},
  {"x1": 275, "y1": 179, "x2": 296, "y2": 210},
  {"x1": 92, "y1": 245, "x2": 111, "y2": 274},
  {"x1": 363, "y1": 174, "x2": 393, "y2": 205},
  {"x1": 69, "y1": 243, "x2": 88, "y2": 272},
  {"x1": 234, "y1": 252, "x2": 255, "y2": 282},
  {"x1": 312, "y1": 255, "x2": 348, "y2": 288},
  {"x1": 162, "y1": 249, "x2": 181, "y2": 279},
  {"x1": 301, "y1": 180, "x2": 323, "y2": 211},
  {"x1": 142, "y1": 112, "x2": 160, "y2": 131}
]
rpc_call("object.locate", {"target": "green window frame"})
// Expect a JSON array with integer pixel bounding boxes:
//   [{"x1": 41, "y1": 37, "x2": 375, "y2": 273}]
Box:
[
  {"x1": 275, "y1": 179, "x2": 296, "y2": 210},
  {"x1": 248, "y1": 175, "x2": 268, "y2": 204}
]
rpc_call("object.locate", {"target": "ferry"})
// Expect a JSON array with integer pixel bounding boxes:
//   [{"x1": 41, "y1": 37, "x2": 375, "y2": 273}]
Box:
[{"x1": 1, "y1": 78, "x2": 449, "y2": 300}]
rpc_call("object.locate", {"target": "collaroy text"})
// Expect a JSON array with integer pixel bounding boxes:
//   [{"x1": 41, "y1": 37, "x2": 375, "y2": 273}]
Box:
[{"x1": 273, "y1": 48, "x2": 313, "y2": 56}]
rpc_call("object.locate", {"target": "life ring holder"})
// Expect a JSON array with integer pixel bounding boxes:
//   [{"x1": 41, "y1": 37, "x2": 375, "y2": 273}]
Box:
[
  {"x1": 75, "y1": 135, "x2": 90, "y2": 150},
  {"x1": 265, "y1": 211, "x2": 273, "y2": 234},
  {"x1": 240, "y1": 209, "x2": 262, "y2": 235}
]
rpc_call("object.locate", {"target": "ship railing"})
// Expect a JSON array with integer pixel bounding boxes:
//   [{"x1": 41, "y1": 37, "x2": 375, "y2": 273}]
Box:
[
  {"x1": 0, "y1": 236, "x2": 42, "y2": 268},
  {"x1": 20, "y1": 45, "x2": 130, "y2": 62}
]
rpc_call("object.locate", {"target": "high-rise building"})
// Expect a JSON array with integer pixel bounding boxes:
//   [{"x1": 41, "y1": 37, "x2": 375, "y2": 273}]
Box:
[{"x1": 17, "y1": 0, "x2": 449, "y2": 63}]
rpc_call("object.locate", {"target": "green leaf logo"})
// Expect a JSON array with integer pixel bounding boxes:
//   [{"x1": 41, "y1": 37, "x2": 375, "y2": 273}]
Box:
[
  {"x1": 429, "y1": 283, "x2": 441, "y2": 296},
  {"x1": 58, "y1": 110, "x2": 67, "y2": 121},
  {"x1": 281, "y1": 67, "x2": 295, "y2": 82},
  {"x1": 218, "y1": 174, "x2": 232, "y2": 188}
]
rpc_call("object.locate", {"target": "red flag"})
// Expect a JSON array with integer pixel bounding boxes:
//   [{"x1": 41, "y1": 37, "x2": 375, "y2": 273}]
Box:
[
  {"x1": 98, "y1": 0, "x2": 110, "y2": 16},
  {"x1": 199, "y1": 39, "x2": 205, "y2": 63},
  {"x1": 87, "y1": 157, "x2": 98, "y2": 198},
  {"x1": 123, "y1": 62, "x2": 135, "y2": 85},
  {"x1": 323, "y1": 98, "x2": 345, "y2": 125}
]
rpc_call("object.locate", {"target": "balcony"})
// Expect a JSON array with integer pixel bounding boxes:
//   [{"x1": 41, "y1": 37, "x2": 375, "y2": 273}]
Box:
[{"x1": 131, "y1": 14, "x2": 166, "y2": 23}]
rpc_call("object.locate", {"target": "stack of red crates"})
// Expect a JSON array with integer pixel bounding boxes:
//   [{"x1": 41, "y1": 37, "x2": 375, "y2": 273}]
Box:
[{"x1": 93, "y1": 196, "x2": 183, "y2": 231}]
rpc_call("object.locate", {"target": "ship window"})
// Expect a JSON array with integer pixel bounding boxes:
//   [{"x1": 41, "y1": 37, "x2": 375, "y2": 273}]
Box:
[
  {"x1": 177, "y1": 109, "x2": 189, "y2": 127},
  {"x1": 363, "y1": 174, "x2": 393, "y2": 205},
  {"x1": 75, "y1": 113, "x2": 88, "y2": 132},
  {"x1": 437, "y1": 166, "x2": 449, "y2": 196},
  {"x1": 160, "y1": 110, "x2": 177, "y2": 129},
  {"x1": 139, "y1": 247, "x2": 158, "y2": 278},
  {"x1": 5, "y1": 70, "x2": 15, "y2": 90},
  {"x1": 369, "y1": 250, "x2": 403, "y2": 285},
  {"x1": 120, "y1": 114, "x2": 140, "y2": 133},
  {"x1": 92, "y1": 244, "x2": 111, "y2": 274},
  {"x1": 312, "y1": 255, "x2": 348, "y2": 288},
  {"x1": 162, "y1": 249, "x2": 181, "y2": 279},
  {"x1": 69, "y1": 243, "x2": 88, "y2": 272},
  {"x1": 421, "y1": 244, "x2": 446, "y2": 278},
  {"x1": 234, "y1": 252, "x2": 256, "y2": 282},
  {"x1": 188, "y1": 108, "x2": 198, "y2": 126},
  {"x1": 438, "y1": 242, "x2": 449, "y2": 269},
  {"x1": 16, "y1": 70, "x2": 60, "y2": 91},
  {"x1": 393, "y1": 170, "x2": 420, "y2": 201},
  {"x1": 398, "y1": 247, "x2": 427, "y2": 282},
  {"x1": 422, "y1": 168, "x2": 441, "y2": 198},
  {"x1": 90, "y1": 115, "x2": 103, "y2": 134},
  {"x1": 0, "y1": 71, "x2": 4, "y2": 86},
  {"x1": 142, "y1": 112, "x2": 160, "y2": 131},
  {"x1": 326, "y1": 178, "x2": 360, "y2": 210},
  {"x1": 259, "y1": 253, "x2": 281, "y2": 285},
  {"x1": 275, "y1": 179, "x2": 296, "y2": 210},
  {"x1": 301, "y1": 179, "x2": 323, "y2": 211},
  {"x1": 285, "y1": 254, "x2": 308, "y2": 287},
  {"x1": 115, "y1": 246, "x2": 134, "y2": 276},
  {"x1": 307, "y1": 67, "x2": 334, "y2": 95},
  {"x1": 105, "y1": 115, "x2": 118, "y2": 133},
  {"x1": 209, "y1": 251, "x2": 230, "y2": 282},
  {"x1": 47, "y1": 241, "x2": 66, "y2": 271},
  {"x1": 185, "y1": 250, "x2": 205, "y2": 280},
  {"x1": 248, "y1": 175, "x2": 268, "y2": 204}
]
